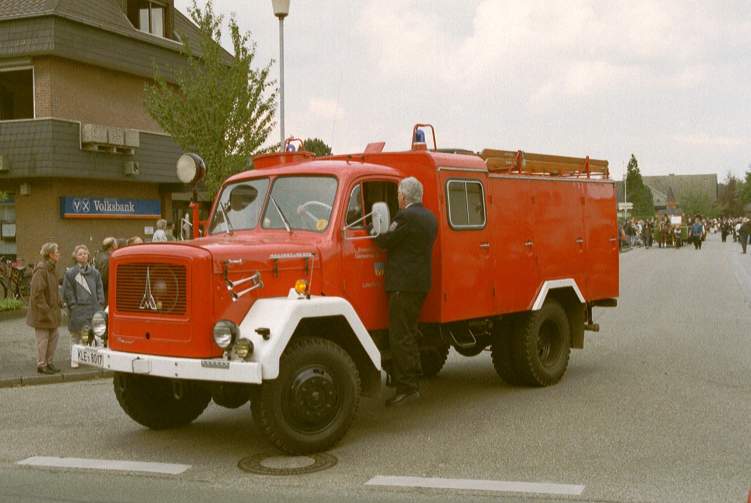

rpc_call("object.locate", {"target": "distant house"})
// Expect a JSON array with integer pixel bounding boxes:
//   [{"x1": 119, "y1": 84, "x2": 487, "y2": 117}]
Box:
[
  {"x1": 0, "y1": 0, "x2": 219, "y2": 262},
  {"x1": 615, "y1": 173, "x2": 718, "y2": 217}
]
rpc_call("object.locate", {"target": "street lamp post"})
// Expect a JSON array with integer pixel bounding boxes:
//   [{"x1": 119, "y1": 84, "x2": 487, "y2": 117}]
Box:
[{"x1": 272, "y1": 0, "x2": 290, "y2": 151}]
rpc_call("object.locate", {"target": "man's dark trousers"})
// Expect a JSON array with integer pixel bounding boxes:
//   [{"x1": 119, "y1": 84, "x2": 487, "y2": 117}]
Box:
[{"x1": 388, "y1": 291, "x2": 425, "y2": 394}]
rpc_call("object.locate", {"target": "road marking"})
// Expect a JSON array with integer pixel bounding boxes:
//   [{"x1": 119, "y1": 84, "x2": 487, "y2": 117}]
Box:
[
  {"x1": 17, "y1": 456, "x2": 190, "y2": 475},
  {"x1": 366, "y1": 475, "x2": 585, "y2": 496}
]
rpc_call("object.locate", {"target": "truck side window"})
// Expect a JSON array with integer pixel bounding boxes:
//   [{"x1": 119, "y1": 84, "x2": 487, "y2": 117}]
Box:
[
  {"x1": 446, "y1": 179, "x2": 486, "y2": 229},
  {"x1": 345, "y1": 185, "x2": 364, "y2": 228},
  {"x1": 362, "y1": 181, "x2": 398, "y2": 223}
]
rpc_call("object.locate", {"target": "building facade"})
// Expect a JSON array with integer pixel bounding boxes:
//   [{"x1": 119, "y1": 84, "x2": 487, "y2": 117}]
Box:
[{"x1": 0, "y1": 0, "x2": 213, "y2": 264}]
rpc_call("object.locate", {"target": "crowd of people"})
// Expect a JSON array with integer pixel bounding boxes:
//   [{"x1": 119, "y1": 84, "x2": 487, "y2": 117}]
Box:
[
  {"x1": 25, "y1": 218, "x2": 177, "y2": 375},
  {"x1": 619, "y1": 215, "x2": 751, "y2": 252}
]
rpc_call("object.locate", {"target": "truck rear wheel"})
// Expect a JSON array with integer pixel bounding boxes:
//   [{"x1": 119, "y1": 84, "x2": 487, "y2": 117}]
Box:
[
  {"x1": 510, "y1": 301, "x2": 571, "y2": 386},
  {"x1": 113, "y1": 373, "x2": 211, "y2": 430},
  {"x1": 251, "y1": 337, "x2": 360, "y2": 454}
]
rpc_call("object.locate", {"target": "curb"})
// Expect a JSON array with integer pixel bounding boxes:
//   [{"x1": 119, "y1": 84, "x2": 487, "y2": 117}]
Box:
[{"x1": 0, "y1": 370, "x2": 113, "y2": 389}]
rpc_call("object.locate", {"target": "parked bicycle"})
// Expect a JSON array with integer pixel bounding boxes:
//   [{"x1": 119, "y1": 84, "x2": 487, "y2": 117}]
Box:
[{"x1": 0, "y1": 258, "x2": 32, "y2": 301}]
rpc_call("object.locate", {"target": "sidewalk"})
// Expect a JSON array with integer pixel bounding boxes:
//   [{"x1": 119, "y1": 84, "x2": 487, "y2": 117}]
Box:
[{"x1": 0, "y1": 311, "x2": 111, "y2": 388}]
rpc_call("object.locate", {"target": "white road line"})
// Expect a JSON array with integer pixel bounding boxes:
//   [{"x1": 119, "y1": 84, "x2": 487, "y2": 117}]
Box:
[
  {"x1": 366, "y1": 475, "x2": 585, "y2": 496},
  {"x1": 16, "y1": 456, "x2": 190, "y2": 475}
]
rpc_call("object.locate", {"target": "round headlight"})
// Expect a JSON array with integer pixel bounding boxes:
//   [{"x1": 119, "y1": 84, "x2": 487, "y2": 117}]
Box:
[
  {"x1": 213, "y1": 320, "x2": 238, "y2": 349},
  {"x1": 91, "y1": 311, "x2": 107, "y2": 337}
]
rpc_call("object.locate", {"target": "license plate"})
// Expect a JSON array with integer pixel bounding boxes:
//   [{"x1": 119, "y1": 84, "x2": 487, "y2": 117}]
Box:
[{"x1": 76, "y1": 347, "x2": 103, "y2": 367}]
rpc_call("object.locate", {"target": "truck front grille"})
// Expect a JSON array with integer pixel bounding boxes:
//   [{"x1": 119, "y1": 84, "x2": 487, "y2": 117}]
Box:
[{"x1": 116, "y1": 263, "x2": 187, "y2": 315}]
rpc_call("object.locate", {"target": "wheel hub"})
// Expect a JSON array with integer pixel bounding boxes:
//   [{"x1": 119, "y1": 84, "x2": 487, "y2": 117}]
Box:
[{"x1": 286, "y1": 366, "x2": 340, "y2": 432}]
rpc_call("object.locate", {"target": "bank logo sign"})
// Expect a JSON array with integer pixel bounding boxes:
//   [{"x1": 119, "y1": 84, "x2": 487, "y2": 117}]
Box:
[{"x1": 60, "y1": 197, "x2": 160, "y2": 220}]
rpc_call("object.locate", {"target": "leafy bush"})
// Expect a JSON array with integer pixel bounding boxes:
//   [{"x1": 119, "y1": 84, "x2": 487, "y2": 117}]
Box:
[{"x1": 0, "y1": 298, "x2": 24, "y2": 311}]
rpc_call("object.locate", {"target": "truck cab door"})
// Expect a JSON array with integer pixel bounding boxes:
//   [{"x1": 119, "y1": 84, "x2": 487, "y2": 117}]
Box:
[{"x1": 340, "y1": 179, "x2": 399, "y2": 329}]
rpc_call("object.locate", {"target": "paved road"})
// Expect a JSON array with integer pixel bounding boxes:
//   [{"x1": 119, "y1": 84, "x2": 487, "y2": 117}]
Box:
[{"x1": 1, "y1": 235, "x2": 749, "y2": 503}]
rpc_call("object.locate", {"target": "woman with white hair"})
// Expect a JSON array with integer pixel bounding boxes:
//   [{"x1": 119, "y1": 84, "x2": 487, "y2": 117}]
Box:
[
  {"x1": 151, "y1": 218, "x2": 168, "y2": 242},
  {"x1": 62, "y1": 244, "x2": 104, "y2": 368},
  {"x1": 26, "y1": 242, "x2": 62, "y2": 374}
]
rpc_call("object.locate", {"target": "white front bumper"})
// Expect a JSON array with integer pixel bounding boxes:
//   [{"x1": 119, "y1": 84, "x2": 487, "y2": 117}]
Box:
[{"x1": 70, "y1": 345, "x2": 262, "y2": 384}]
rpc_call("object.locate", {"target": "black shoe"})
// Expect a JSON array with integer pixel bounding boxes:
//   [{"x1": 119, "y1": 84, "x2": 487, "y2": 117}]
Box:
[
  {"x1": 37, "y1": 366, "x2": 55, "y2": 375},
  {"x1": 46, "y1": 363, "x2": 60, "y2": 373},
  {"x1": 386, "y1": 390, "x2": 421, "y2": 407}
]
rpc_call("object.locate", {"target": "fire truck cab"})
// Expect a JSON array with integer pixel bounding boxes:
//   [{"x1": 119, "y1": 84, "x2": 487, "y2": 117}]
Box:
[{"x1": 73, "y1": 125, "x2": 618, "y2": 454}]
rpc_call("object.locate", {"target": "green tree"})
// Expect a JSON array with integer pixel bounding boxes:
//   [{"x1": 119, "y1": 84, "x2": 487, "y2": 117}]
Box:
[
  {"x1": 625, "y1": 154, "x2": 655, "y2": 218},
  {"x1": 740, "y1": 165, "x2": 751, "y2": 205},
  {"x1": 145, "y1": 0, "x2": 277, "y2": 195},
  {"x1": 718, "y1": 172, "x2": 744, "y2": 216},
  {"x1": 678, "y1": 190, "x2": 715, "y2": 218},
  {"x1": 302, "y1": 138, "x2": 333, "y2": 157}
]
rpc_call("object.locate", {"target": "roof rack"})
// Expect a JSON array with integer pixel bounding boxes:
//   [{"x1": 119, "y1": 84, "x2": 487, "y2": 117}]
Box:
[{"x1": 480, "y1": 149, "x2": 609, "y2": 179}]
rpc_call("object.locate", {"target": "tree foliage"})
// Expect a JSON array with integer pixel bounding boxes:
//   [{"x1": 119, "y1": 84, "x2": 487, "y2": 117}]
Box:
[
  {"x1": 302, "y1": 138, "x2": 333, "y2": 157},
  {"x1": 625, "y1": 154, "x2": 655, "y2": 218},
  {"x1": 717, "y1": 172, "x2": 745, "y2": 216},
  {"x1": 144, "y1": 0, "x2": 277, "y2": 195},
  {"x1": 678, "y1": 190, "x2": 716, "y2": 218}
]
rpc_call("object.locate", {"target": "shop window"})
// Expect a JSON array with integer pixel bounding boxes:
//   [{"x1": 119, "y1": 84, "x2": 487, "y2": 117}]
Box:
[
  {"x1": 127, "y1": 0, "x2": 167, "y2": 38},
  {"x1": 0, "y1": 69, "x2": 34, "y2": 121},
  {"x1": 446, "y1": 179, "x2": 486, "y2": 229}
]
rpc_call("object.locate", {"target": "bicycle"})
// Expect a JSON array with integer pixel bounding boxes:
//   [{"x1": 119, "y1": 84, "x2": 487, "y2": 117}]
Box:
[{"x1": 0, "y1": 258, "x2": 32, "y2": 301}]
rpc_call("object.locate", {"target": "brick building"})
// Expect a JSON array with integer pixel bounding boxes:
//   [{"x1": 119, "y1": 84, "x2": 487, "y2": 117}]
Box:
[{"x1": 0, "y1": 0, "x2": 214, "y2": 264}]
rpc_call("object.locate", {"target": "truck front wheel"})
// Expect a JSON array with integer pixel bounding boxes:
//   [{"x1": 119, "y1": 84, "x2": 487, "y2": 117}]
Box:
[
  {"x1": 113, "y1": 373, "x2": 211, "y2": 430},
  {"x1": 251, "y1": 337, "x2": 361, "y2": 454},
  {"x1": 509, "y1": 301, "x2": 571, "y2": 386}
]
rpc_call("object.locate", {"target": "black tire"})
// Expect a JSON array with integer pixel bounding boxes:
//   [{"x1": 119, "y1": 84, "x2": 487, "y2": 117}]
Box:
[
  {"x1": 490, "y1": 316, "x2": 524, "y2": 385},
  {"x1": 251, "y1": 337, "x2": 360, "y2": 454},
  {"x1": 510, "y1": 301, "x2": 571, "y2": 387},
  {"x1": 212, "y1": 383, "x2": 252, "y2": 409},
  {"x1": 420, "y1": 344, "x2": 449, "y2": 378},
  {"x1": 113, "y1": 373, "x2": 211, "y2": 430}
]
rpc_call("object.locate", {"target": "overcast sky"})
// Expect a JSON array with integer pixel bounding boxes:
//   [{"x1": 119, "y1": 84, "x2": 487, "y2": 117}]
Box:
[{"x1": 174, "y1": 1, "x2": 751, "y2": 180}]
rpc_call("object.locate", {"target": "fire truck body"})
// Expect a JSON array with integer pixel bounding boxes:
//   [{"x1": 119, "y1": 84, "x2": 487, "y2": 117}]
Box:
[{"x1": 72, "y1": 127, "x2": 618, "y2": 454}]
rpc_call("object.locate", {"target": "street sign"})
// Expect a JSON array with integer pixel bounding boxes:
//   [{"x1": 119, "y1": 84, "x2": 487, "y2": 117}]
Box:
[{"x1": 618, "y1": 202, "x2": 634, "y2": 210}]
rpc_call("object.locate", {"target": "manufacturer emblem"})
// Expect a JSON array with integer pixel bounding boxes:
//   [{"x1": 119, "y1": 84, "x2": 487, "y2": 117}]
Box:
[
  {"x1": 139, "y1": 267, "x2": 158, "y2": 311},
  {"x1": 201, "y1": 360, "x2": 230, "y2": 369}
]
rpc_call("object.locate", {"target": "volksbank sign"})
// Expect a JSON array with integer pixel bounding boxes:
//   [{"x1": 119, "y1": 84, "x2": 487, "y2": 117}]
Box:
[{"x1": 60, "y1": 197, "x2": 161, "y2": 220}]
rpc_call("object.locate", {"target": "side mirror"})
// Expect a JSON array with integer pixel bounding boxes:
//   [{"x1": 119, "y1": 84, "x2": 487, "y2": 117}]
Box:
[{"x1": 371, "y1": 202, "x2": 391, "y2": 235}]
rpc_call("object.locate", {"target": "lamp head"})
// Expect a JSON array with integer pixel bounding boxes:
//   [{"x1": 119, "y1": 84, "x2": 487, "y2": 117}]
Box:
[{"x1": 272, "y1": 0, "x2": 290, "y2": 18}]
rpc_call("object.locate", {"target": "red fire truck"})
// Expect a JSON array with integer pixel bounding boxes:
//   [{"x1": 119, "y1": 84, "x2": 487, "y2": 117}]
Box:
[{"x1": 73, "y1": 125, "x2": 618, "y2": 454}]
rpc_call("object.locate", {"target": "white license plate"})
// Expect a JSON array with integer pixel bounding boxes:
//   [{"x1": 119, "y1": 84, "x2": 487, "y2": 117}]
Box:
[{"x1": 76, "y1": 347, "x2": 103, "y2": 367}]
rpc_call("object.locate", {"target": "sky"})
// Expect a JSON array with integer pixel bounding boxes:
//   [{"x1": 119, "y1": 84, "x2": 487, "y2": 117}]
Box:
[{"x1": 174, "y1": 0, "x2": 751, "y2": 180}]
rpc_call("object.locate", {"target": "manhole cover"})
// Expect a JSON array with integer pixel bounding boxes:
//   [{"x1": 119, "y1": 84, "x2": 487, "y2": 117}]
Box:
[{"x1": 238, "y1": 452, "x2": 337, "y2": 475}]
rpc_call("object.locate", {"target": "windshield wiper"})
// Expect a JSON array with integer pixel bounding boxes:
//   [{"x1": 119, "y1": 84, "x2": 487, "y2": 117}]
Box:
[
  {"x1": 218, "y1": 202, "x2": 234, "y2": 235},
  {"x1": 270, "y1": 196, "x2": 292, "y2": 233}
]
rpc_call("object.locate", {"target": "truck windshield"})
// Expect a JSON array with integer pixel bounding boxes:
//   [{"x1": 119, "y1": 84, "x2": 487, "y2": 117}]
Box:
[
  {"x1": 262, "y1": 176, "x2": 337, "y2": 232},
  {"x1": 209, "y1": 179, "x2": 269, "y2": 234}
]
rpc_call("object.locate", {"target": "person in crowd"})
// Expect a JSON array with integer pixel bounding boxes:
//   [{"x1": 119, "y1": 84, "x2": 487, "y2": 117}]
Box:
[
  {"x1": 690, "y1": 217, "x2": 704, "y2": 250},
  {"x1": 95, "y1": 237, "x2": 118, "y2": 308},
  {"x1": 62, "y1": 245, "x2": 104, "y2": 368},
  {"x1": 151, "y1": 219, "x2": 169, "y2": 242},
  {"x1": 739, "y1": 218, "x2": 751, "y2": 254},
  {"x1": 165, "y1": 221, "x2": 176, "y2": 241},
  {"x1": 673, "y1": 224, "x2": 682, "y2": 248},
  {"x1": 127, "y1": 236, "x2": 143, "y2": 246},
  {"x1": 375, "y1": 177, "x2": 437, "y2": 407},
  {"x1": 642, "y1": 219, "x2": 653, "y2": 249},
  {"x1": 720, "y1": 218, "x2": 730, "y2": 242},
  {"x1": 26, "y1": 242, "x2": 62, "y2": 374}
]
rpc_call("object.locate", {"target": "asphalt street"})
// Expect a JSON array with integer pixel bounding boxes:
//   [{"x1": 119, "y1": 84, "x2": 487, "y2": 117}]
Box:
[{"x1": 0, "y1": 234, "x2": 749, "y2": 503}]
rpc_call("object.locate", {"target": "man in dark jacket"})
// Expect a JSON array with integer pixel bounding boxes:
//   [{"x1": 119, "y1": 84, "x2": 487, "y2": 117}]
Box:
[{"x1": 375, "y1": 177, "x2": 437, "y2": 406}]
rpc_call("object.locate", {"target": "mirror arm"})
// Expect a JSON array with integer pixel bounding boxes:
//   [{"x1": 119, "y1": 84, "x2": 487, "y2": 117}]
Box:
[{"x1": 343, "y1": 210, "x2": 375, "y2": 231}]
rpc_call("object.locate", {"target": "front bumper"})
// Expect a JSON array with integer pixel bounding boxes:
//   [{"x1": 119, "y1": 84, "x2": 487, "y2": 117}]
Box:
[{"x1": 70, "y1": 345, "x2": 262, "y2": 384}]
